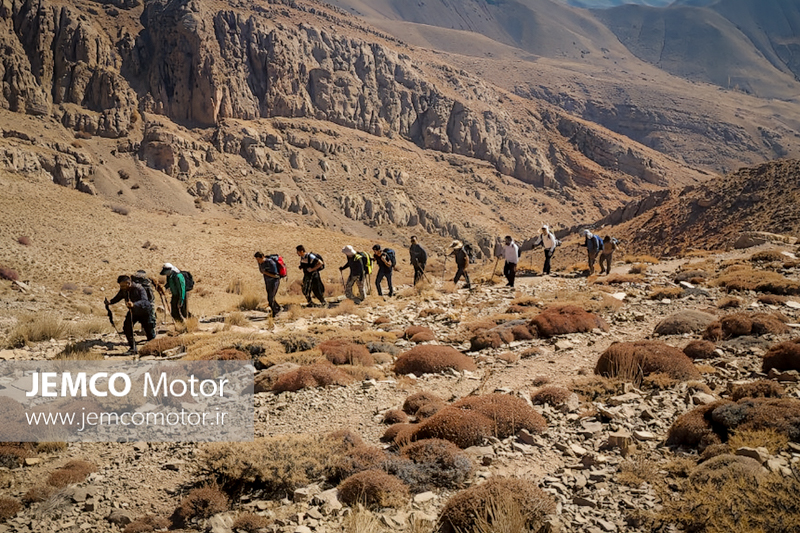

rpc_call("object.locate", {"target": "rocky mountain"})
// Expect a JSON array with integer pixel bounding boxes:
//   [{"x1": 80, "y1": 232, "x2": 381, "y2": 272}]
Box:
[{"x1": 0, "y1": 0, "x2": 706, "y2": 255}]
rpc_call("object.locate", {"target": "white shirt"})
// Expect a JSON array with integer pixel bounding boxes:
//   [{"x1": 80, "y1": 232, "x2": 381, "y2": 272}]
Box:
[
  {"x1": 541, "y1": 232, "x2": 557, "y2": 252},
  {"x1": 503, "y1": 242, "x2": 519, "y2": 263}
]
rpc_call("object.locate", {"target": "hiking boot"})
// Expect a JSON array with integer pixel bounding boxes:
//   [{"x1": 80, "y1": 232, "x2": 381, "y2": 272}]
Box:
[{"x1": 124, "y1": 347, "x2": 137, "y2": 355}]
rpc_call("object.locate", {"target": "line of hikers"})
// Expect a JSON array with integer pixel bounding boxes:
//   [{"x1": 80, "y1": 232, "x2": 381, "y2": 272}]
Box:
[{"x1": 108, "y1": 228, "x2": 618, "y2": 353}]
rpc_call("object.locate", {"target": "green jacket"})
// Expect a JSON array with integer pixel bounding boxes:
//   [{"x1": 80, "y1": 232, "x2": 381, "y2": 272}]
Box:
[{"x1": 166, "y1": 272, "x2": 186, "y2": 304}]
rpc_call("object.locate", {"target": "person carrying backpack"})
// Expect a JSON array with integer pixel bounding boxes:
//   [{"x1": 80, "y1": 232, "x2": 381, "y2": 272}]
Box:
[
  {"x1": 160, "y1": 263, "x2": 188, "y2": 322},
  {"x1": 599, "y1": 236, "x2": 618, "y2": 275},
  {"x1": 448, "y1": 240, "x2": 471, "y2": 290},
  {"x1": 580, "y1": 230, "x2": 603, "y2": 276},
  {"x1": 540, "y1": 225, "x2": 557, "y2": 275},
  {"x1": 296, "y1": 245, "x2": 326, "y2": 307},
  {"x1": 409, "y1": 235, "x2": 427, "y2": 285},
  {"x1": 105, "y1": 274, "x2": 156, "y2": 354},
  {"x1": 131, "y1": 269, "x2": 158, "y2": 326},
  {"x1": 254, "y1": 251, "x2": 283, "y2": 316},
  {"x1": 502, "y1": 235, "x2": 520, "y2": 288},
  {"x1": 340, "y1": 245, "x2": 366, "y2": 303},
  {"x1": 372, "y1": 244, "x2": 395, "y2": 297}
]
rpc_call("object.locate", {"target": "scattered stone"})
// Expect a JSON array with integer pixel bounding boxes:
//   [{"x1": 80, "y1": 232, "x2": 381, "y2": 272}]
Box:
[{"x1": 735, "y1": 446, "x2": 770, "y2": 465}]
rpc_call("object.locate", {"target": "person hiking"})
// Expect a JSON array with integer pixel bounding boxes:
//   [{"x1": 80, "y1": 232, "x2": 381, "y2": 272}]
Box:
[
  {"x1": 255, "y1": 251, "x2": 282, "y2": 316},
  {"x1": 297, "y1": 245, "x2": 326, "y2": 307},
  {"x1": 340, "y1": 245, "x2": 366, "y2": 303},
  {"x1": 105, "y1": 274, "x2": 156, "y2": 354},
  {"x1": 160, "y1": 263, "x2": 188, "y2": 322},
  {"x1": 372, "y1": 244, "x2": 395, "y2": 297},
  {"x1": 580, "y1": 230, "x2": 603, "y2": 276},
  {"x1": 448, "y1": 240, "x2": 471, "y2": 290},
  {"x1": 599, "y1": 235, "x2": 618, "y2": 275},
  {"x1": 502, "y1": 235, "x2": 520, "y2": 288},
  {"x1": 131, "y1": 269, "x2": 157, "y2": 326},
  {"x1": 540, "y1": 225, "x2": 557, "y2": 275},
  {"x1": 409, "y1": 235, "x2": 427, "y2": 285}
]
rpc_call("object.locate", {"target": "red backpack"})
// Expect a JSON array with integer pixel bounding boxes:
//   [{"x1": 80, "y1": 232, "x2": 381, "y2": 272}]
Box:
[{"x1": 268, "y1": 255, "x2": 288, "y2": 278}]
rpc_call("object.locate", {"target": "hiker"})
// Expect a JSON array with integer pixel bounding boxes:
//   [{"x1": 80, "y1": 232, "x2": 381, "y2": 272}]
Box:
[
  {"x1": 580, "y1": 230, "x2": 603, "y2": 276},
  {"x1": 254, "y1": 252, "x2": 282, "y2": 316},
  {"x1": 409, "y1": 235, "x2": 427, "y2": 285},
  {"x1": 372, "y1": 244, "x2": 395, "y2": 297},
  {"x1": 502, "y1": 235, "x2": 520, "y2": 288},
  {"x1": 599, "y1": 236, "x2": 618, "y2": 275},
  {"x1": 160, "y1": 263, "x2": 188, "y2": 322},
  {"x1": 297, "y1": 245, "x2": 326, "y2": 307},
  {"x1": 448, "y1": 240, "x2": 471, "y2": 290},
  {"x1": 105, "y1": 274, "x2": 156, "y2": 354},
  {"x1": 131, "y1": 269, "x2": 157, "y2": 325},
  {"x1": 339, "y1": 245, "x2": 366, "y2": 303},
  {"x1": 540, "y1": 225, "x2": 557, "y2": 275}
]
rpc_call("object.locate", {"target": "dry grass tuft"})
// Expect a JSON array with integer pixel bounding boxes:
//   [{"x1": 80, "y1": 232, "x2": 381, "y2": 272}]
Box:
[
  {"x1": 138, "y1": 335, "x2": 186, "y2": 357},
  {"x1": 730, "y1": 380, "x2": 785, "y2": 401},
  {"x1": 717, "y1": 296, "x2": 742, "y2": 309},
  {"x1": 123, "y1": 515, "x2": 171, "y2": 533},
  {"x1": 595, "y1": 341, "x2": 700, "y2": 383},
  {"x1": 453, "y1": 394, "x2": 547, "y2": 439},
  {"x1": 713, "y1": 267, "x2": 800, "y2": 295},
  {"x1": 171, "y1": 486, "x2": 228, "y2": 527},
  {"x1": 703, "y1": 312, "x2": 789, "y2": 340},
  {"x1": 759, "y1": 294, "x2": 789, "y2": 305},
  {"x1": 0, "y1": 444, "x2": 33, "y2": 469},
  {"x1": 225, "y1": 311, "x2": 249, "y2": 327},
  {"x1": 230, "y1": 513, "x2": 270, "y2": 533},
  {"x1": 410, "y1": 407, "x2": 494, "y2": 449},
  {"x1": 749, "y1": 250, "x2": 786, "y2": 263},
  {"x1": 530, "y1": 386, "x2": 571, "y2": 406},
  {"x1": 393, "y1": 346, "x2": 477, "y2": 376},
  {"x1": 238, "y1": 293, "x2": 262, "y2": 311},
  {"x1": 7, "y1": 313, "x2": 68, "y2": 346},
  {"x1": 593, "y1": 273, "x2": 645, "y2": 285},
  {"x1": 47, "y1": 460, "x2": 97, "y2": 488},
  {"x1": 649, "y1": 287, "x2": 684, "y2": 300},
  {"x1": 617, "y1": 455, "x2": 659, "y2": 488},
  {"x1": 272, "y1": 362, "x2": 355, "y2": 392},
  {"x1": 529, "y1": 305, "x2": 608, "y2": 338},
  {"x1": 403, "y1": 391, "x2": 444, "y2": 415},
  {"x1": 624, "y1": 255, "x2": 660, "y2": 264},
  {"x1": 762, "y1": 338, "x2": 800, "y2": 373},
  {"x1": 382, "y1": 409, "x2": 409, "y2": 425},
  {"x1": 0, "y1": 497, "x2": 21, "y2": 521},
  {"x1": 438, "y1": 477, "x2": 555, "y2": 533},
  {"x1": 319, "y1": 338, "x2": 374, "y2": 366},
  {"x1": 338, "y1": 470, "x2": 409, "y2": 509},
  {"x1": 667, "y1": 401, "x2": 731, "y2": 449},
  {"x1": 21, "y1": 485, "x2": 57, "y2": 505},
  {"x1": 683, "y1": 340, "x2": 717, "y2": 360},
  {"x1": 628, "y1": 263, "x2": 648, "y2": 275},
  {"x1": 728, "y1": 428, "x2": 789, "y2": 454},
  {"x1": 0, "y1": 266, "x2": 20, "y2": 281}
]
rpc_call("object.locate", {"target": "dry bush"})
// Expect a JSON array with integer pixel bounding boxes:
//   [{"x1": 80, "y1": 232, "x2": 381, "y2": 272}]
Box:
[
  {"x1": 414, "y1": 401, "x2": 445, "y2": 421},
  {"x1": 0, "y1": 497, "x2": 21, "y2": 521},
  {"x1": 138, "y1": 335, "x2": 186, "y2": 356},
  {"x1": 728, "y1": 428, "x2": 789, "y2": 455},
  {"x1": 530, "y1": 386, "x2": 571, "y2": 406},
  {"x1": 683, "y1": 340, "x2": 717, "y2": 360},
  {"x1": 393, "y1": 346, "x2": 477, "y2": 376},
  {"x1": 343, "y1": 506, "x2": 388, "y2": 533},
  {"x1": 8, "y1": 313, "x2": 68, "y2": 346},
  {"x1": 391, "y1": 438, "x2": 473, "y2": 490},
  {"x1": 47, "y1": 460, "x2": 97, "y2": 487},
  {"x1": 410, "y1": 331, "x2": 436, "y2": 343},
  {"x1": 529, "y1": 305, "x2": 608, "y2": 338},
  {"x1": 570, "y1": 376, "x2": 625, "y2": 402},
  {"x1": 21, "y1": 485, "x2": 56, "y2": 505},
  {"x1": 496, "y1": 351, "x2": 519, "y2": 364},
  {"x1": 749, "y1": 250, "x2": 786, "y2": 263},
  {"x1": 0, "y1": 444, "x2": 33, "y2": 469},
  {"x1": 123, "y1": 515, "x2": 171, "y2": 533},
  {"x1": 201, "y1": 435, "x2": 333, "y2": 496},
  {"x1": 628, "y1": 263, "x2": 648, "y2": 275},
  {"x1": 451, "y1": 393, "x2": 546, "y2": 440},
  {"x1": 172, "y1": 486, "x2": 228, "y2": 527},
  {"x1": 329, "y1": 445, "x2": 387, "y2": 482},
  {"x1": 730, "y1": 380, "x2": 785, "y2": 401},
  {"x1": 623, "y1": 255, "x2": 660, "y2": 264},
  {"x1": 340, "y1": 365, "x2": 384, "y2": 381},
  {"x1": 703, "y1": 312, "x2": 789, "y2": 340},
  {"x1": 675, "y1": 268, "x2": 711, "y2": 281},
  {"x1": 667, "y1": 401, "x2": 732, "y2": 449},
  {"x1": 238, "y1": 293, "x2": 262, "y2": 311},
  {"x1": 381, "y1": 423, "x2": 416, "y2": 445},
  {"x1": 438, "y1": 477, "x2": 555, "y2": 533},
  {"x1": 209, "y1": 348, "x2": 250, "y2": 361},
  {"x1": 593, "y1": 273, "x2": 644, "y2": 285},
  {"x1": 463, "y1": 320, "x2": 500, "y2": 333},
  {"x1": 225, "y1": 311, "x2": 249, "y2": 327},
  {"x1": 689, "y1": 454, "x2": 766, "y2": 486},
  {"x1": 649, "y1": 287, "x2": 684, "y2": 300},
  {"x1": 617, "y1": 455, "x2": 659, "y2": 488},
  {"x1": 226, "y1": 278, "x2": 245, "y2": 295},
  {"x1": 595, "y1": 341, "x2": 700, "y2": 383},
  {"x1": 759, "y1": 294, "x2": 789, "y2": 305},
  {"x1": 531, "y1": 375, "x2": 550, "y2": 386},
  {"x1": 272, "y1": 362, "x2": 355, "y2": 392},
  {"x1": 319, "y1": 338, "x2": 374, "y2": 366},
  {"x1": 419, "y1": 307, "x2": 445, "y2": 318},
  {"x1": 338, "y1": 470, "x2": 409, "y2": 509},
  {"x1": 716, "y1": 296, "x2": 742, "y2": 309},
  {"x1": 382, "y1": 409, "x2": 409, "y2": 425},
  {"x1": 36, "y1": 441, "x2": 67, "y2": 454},
  {"x1": 0, "y1": 266, "x2": 20, "y2": 281},
  {"x1": 655, "y1": 469, "x2": 800, "y2": 533},
  {"x1": 410, "y1": 407, "x2": 494, "y2": 448},
  {"x1": 403, "y1": 391, "x2": 445, "y2": 414},
  {"x1": 711, "y1": 398, "x2": 800, "y2": 442},
  {"x1": 17, "y1": 236, "x2": 30, "y2": 246},
  {"x1": 642, "y1": 372, "x2": 679, "y2": 390},
  {"x1": 404, "y1": 326, "x2": 434, "y2": 339},
  {"x1": 230, "y1": 513, "x2": 270, "y2": 533},
  {"x1": 653, "y1": 310, "x2": 717, "y2": 336},
  {"x1": 762, "y1": 338, "x2": 800, "y2": 373},
  {"x1": 714, "y1": 267, "x2": 800, "y2": 295}
]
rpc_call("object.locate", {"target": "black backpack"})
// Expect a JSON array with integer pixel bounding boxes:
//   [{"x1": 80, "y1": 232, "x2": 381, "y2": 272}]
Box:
[
  {"x1": 383, "y1": 249, "x2": 397, "y2": 268},
  {"x1": 464, "y1": 243, "x2": 476, "y2": 264},
  {"x1": 310, "y1": 253, "x2": 325, "y2": 271},
  {"x1": 131, "y1": 274, "x2": 155, "y2": 302},
  {"x1": 181, "y1": 271, "x2": 195, "y2": 291}
]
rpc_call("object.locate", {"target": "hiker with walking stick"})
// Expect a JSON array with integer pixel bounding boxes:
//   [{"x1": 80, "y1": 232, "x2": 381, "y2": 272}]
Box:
[
  {"x1": 340, "y1": 245, "x2": 366, "y2": 304},
  {"x1": 447, "y1": 240, "x2": 471, "y2": 290},
  {"x1": 105, "y1": 275, "x2": 156, "y2": 355},
  {"x1": 409, "y1": 236, "x2": 427, "y2": 286},
  {"x1": 297, "y1": 245, "x2": 327, "y2": 307},
  {"x1": 160, "y1": 263, "x2": 188, "y2": 322}
]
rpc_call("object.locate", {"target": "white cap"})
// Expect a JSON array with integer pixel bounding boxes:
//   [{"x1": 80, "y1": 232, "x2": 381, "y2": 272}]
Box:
[{"x1": 342, "y1": 245, "x2": 356, "y2": 256}]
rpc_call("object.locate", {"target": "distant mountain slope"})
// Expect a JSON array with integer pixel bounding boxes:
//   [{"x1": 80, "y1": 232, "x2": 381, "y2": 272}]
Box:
[{"x1": 613, "y1": 159, "x2": 800, "y2": 254}]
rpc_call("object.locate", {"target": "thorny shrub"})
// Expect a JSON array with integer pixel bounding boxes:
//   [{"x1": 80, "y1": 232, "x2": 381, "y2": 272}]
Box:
[
  {"x1": 529, "y1": 305, "x2": 609, "y2": 338},
  {"x1": 171, "y1": 486, "x2": 228, "y2": 527},
  {"x1": 595, "y1": 341, "x2": 700, "y2": 383},
  {"x1": 0, "y1": 497, "x2": 21, "y2": 521},
  {"x1": 319, "y1": 338, "x2": 374, "y2": 366},
  {"x1": 703, "y1": 312, "x2": 789, "y2": 340},
  {"x1": 47, "y1": 460, "x2": 97, "y2": 488},
  {"x1": 730, "y1": 380, "x2": 785, "y2": 401},
  {"x1": 683, "y1": 340, "x2": 717, "y2": 360},
  {"x1": 713, "y1": 267, "x2": 800, "y2": 295},
  {"x1": 382, "y1": 409, "x2": 408, "y2": 425},
  {"x1": 123, "y1": 515, "x2": 171, "y2": 533},
  {"x1": 762, "y1": 338, "x2": 800, "y2": 373},
  {"x1": 530, "y1": 386, "x2": 572, "y2": 407},
  {"x1": 272, "y1": 362, "x2": 354, "y2": 392},
  {"x1": 393, "y1": 346, "x2": 476, "y2": 376},
  {"x1": 337, "y1": 470, "x2": 409, "y2": 509},
  {"x1": 410, "y1": 407, "x2": 494, "y2": 449},
  {"x1": 230, "y1": 513, "x2": 271, "y2": 533},
  {"x1": 402, "y1": 391, "x2": 444, "y2": 415},
  {"x1": 452, "y1": 394, "x2": 547, "y2": 439}
]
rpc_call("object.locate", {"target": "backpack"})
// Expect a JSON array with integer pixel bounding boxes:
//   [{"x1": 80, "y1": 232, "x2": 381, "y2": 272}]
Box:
[
  {"x1": 383, "y1": 248, "x2": 397, "y2": 268},
  {"x1": 181, "y1": 271, "x2": 195, "y2": 291},
  {"x1": 268, "y1": 254, "x2": 287, "y2": 278},
  {"x1": 131, "y1": 274, "x2": 155, "y2": 302},
  {"x1": 464, "y1": 243, "x2": 476, "y2": 264},
  {"x1": 310, "y1": 252, "x2": 325, "y2": 271},
  {"x1": 356, "y1": 252, "x2": 373, "y2": 275}
]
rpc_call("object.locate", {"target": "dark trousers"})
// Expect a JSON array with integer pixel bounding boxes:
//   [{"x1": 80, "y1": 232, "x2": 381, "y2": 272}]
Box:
[
  {"x1": 454, "y1": 267, "x2": 470, "y2": 288},
  {"x1": 375, "y1": 269, "x2": 393, "y2": 296},
  {"x1": 413, "y1": 262, "x2": 426, "y2": 285},
  {"x1": 302, "y1": 272, "x2": 326, "y2": 304},
  {"x1": 599, "y1": 253, "x2": 613, "y2": 275},
  {"x1": 543, "y1": 249, "x2": 554, "y2": 275},
  {"x1": 504, "y1": 261, "x2": 517, "y2": 287},
  {"x1": 264, "y1": 277, "x2": 281, "y2": 315},
  {"x1": 123, "y1": 310, "x2": 156, "y2": 349},
  {"x1": 587, "y1": 251, "x2": 599, "y2": 275},
  {"x1": 170, "y1": 295, "x2": 188, "y2": 322}
]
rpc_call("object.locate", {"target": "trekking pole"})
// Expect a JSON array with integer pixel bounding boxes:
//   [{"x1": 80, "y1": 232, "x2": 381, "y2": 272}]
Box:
[
  {"x1": 104, "y1": 299, "x2": 125, "y2": 342},
  {"x1": 441, "y1": 256, "x2": 448, "y2": 281},
  {"x1": 488, "y1": 256, "x2": 500, "y2": 284},
  {"x1": 340, "y1": 270, "x2": 346, "y2": 296}
]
